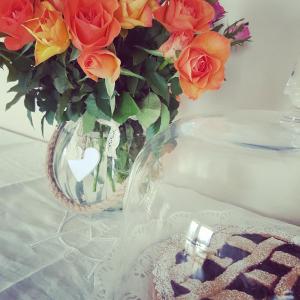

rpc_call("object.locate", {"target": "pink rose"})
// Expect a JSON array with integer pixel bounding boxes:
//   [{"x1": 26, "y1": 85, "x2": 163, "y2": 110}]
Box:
[
  {"x1": 212, "y1": 1, "x2": 225, "y2": 23},
  {"x1": 228, "y1": 21, "x2": 251, "y2": 43},
  {"x1": 235, "y1": 23, "x2": 251, "y2": 41}
]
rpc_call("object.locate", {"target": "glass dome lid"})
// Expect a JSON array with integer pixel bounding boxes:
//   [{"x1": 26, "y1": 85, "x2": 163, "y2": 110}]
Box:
[
  {"x1": 109, "y1": 62, "x2": 300, "y2": 300},
  {"x1": 109, "y1": 110, "x2": 300, "y2": 300},
  {"x1": 125, "y1": 110, "x2": 300, "y2": 225}
]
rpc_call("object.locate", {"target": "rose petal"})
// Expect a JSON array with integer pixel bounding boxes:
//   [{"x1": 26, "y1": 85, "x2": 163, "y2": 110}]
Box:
[
  {"x1": 180, "y1": 76, "x2": 205, "y2": 100},
  {"x1": 191, "y1": 31, "x2": 231, "y2": 63}
]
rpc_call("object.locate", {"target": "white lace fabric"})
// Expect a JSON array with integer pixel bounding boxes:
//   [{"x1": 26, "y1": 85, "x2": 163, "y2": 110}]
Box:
[{"x1": 0, "y1": 129, "x2": 122, "y2": 300}]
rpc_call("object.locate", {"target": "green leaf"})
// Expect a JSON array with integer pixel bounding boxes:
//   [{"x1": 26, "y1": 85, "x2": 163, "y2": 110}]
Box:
[
  {"x1": 57, "y1": 52, "x2": 67, "y2": 66},
  {"x1": 145, "y1": 57, "x2": 160, "y2": 72},
  {"x1": 6, "y1": 64, "x2": 18, "y2": 82},
  {"x1": 0, "y1": 53, "x2": 11, "y2": 63},
  {"x1": 80, "y1": 82, "x2": 94, "y2": 94},
  {"x1": 114, "y1": 92, "x2": 140, "y2": 124},
  {"x1": 56, "y1": 91, "x2": 70, "y2": 123},
  {"x1": 17, "y1": 43, "x2": 34, "y2": 58},
  {"x1": 124, "y1": 123, "x2": 134, "y2": 145},
  {"x1": 105, "y1": 78, "x2": 115, "y2": 98},
  {"x1": 126, "y1": 77, "x2": 139, "y2": 95},
  {"x1": 45, "y1": 111, "x2": 55, "y2": 125},
  {"x1": 69, "y1": 47, "x2": 80, "y2": 62},
  {"x1": 71, "y1": 67, "x2": 81, "y2": 81},
  {"x1": 146, "y1": 121, "x2": 160, "y2": 140},
  {"x1": 169, "y1": 96, "x2": 180, "y2": 121},
  {"x1": 66, "y1": 104, "x2": 81, "y2": 122},
  {"x1": 159, "y1": 103, "x2": 170, "y2": 133},
  {"x1": 50, "y1": 61, "x2": 73, "y2": 94},
  {"x1": 77, "y1": 82, "x2": 94, "y2": 101},
  {"x1": 27, "y1": 110, "x2": 34, "y2": 127},
  {"x1": 120, "y1": 67, "x2": 145, "y2": 80},
  {"x1": 145, "y1": 103, "x2": 170, "y2": 139},
  {"x1": 132, "y1": 49, "x2": 148, "y2": 66},
  {"x1": 8, "y1": 71, "x2": 32, "y2": 93},
  {"x1": 170, "y1": 76, "x2": 182, "y2": 97},
  {"x1": 159, "y1": 59, "x2": 172, "y2": 71},
  {"x1": 82, "y1": 111, "x2": 96, "y2": 134},
  {"x1": 41, "y1": 115, "x2": 45, "y2": 137},
  {"x1": 12, "y1": 56, "x2": 33, "y2": 72},
  {"x1": 54, "y1": 76, "x2": 72, "y2": 94},
  {"x1": 213, "y1": 24, "x2": 225, "y2": 33},
  {"x1": 126, "y1": 76, "x2": 139, "y2": 95},
  {"x1": 95, "y1": 80, "x2": 112, "y2": 119},
  {"x1": 37, "y1": 89, "x2": 58, "y2": 113},
  {"x1": 126, "y1": 65, "x2": 142, "y2": 95},
  {"x1": 41, "y1": 111, "x2": 56, "y2": 135},
  {"x1": 137, "y1": 92, "x2": 161, "y2": 129},
  {"x1": 5, "y1": 93, "x2": 23, "y2": 110},
  {"x1": 135, "y1": 46, "x2": 163, "y2": 57},
  {"x1": 168, "y1": 72, "x2": 179, "y2": 82},
  {"x1": 86, "y1": 93, "x2": 110, "y2": 121},
  {"x1": 145, "y1": 71, "x2": 169, "y2": 100},
  {"x1": 115, "y1": 148, "x2": 128, "y2": 171},
  {"x1": 85, "y1": 94, "x2": 99, "y2": 116},
  {"x1": 24, "y1": 93, "x2": 35, "y2": 112}
]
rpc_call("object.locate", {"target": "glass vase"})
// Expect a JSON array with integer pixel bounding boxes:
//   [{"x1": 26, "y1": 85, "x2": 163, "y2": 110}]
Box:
[{"x1": 47, "y1": 118, "x2": 145, "y2": 213}]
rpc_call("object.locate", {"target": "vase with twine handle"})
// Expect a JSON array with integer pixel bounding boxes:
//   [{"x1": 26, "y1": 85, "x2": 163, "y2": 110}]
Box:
[{"x1": 46, "y1": 118, "x2": 145, "y2": 214}]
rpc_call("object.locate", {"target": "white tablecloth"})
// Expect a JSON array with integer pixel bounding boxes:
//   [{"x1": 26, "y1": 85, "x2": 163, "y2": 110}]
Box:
[{"x1": 0, "y1": 129, "x2": 121, "y2": 300}]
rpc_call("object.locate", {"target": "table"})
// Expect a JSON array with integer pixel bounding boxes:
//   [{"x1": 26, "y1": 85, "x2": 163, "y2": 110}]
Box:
[
  {"x1": 0, "y1": 128, "x2": 121, "y2": 299},
  {"x1": 2, "y1": 124, "x2": 300, "y2": 299}
]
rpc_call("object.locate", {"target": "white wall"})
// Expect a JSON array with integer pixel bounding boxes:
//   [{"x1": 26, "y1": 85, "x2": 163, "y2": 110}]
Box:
[
  {"x1": 0, "y1": 68, "x2": 53, "y2": 140},
  {"x1": 180, "y1": 0, "x2": 300, "y2": 116},
  {"x1": 1, "y1": 0, "x2": 300, "y2": 140}
]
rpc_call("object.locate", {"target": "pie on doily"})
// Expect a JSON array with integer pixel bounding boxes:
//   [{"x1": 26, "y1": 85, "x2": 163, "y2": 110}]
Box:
[{"x1": 151, "y1": 229, "x2": 300, "y2": 299}]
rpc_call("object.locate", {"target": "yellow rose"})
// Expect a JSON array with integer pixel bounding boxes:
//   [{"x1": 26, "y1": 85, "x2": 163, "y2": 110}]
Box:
[
  {"x1": 23, "y1": 1, "x2": 70, "y2": 65},
  {"x1": 115, "y1": 0, "x2": 158, "y2": 29}
]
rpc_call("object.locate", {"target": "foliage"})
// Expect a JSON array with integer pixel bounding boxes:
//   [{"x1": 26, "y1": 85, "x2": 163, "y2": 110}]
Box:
[
  {"x1": 0, "y1": 20, "x2": 180, "y2": 139},
  {"x1": 0, "y1": 0, "x2": 251, "y2": 190}
]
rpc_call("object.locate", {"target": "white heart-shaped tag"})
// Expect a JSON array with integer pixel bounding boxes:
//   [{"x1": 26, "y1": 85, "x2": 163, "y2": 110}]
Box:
[{"x1": 68, "y1": 148, "x2": 100, "y2": 182}]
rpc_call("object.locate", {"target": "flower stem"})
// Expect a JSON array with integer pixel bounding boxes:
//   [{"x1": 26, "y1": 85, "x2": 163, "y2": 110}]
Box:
[
  {"x1": 107, "y1": 157, "x2": 116, "y2": 193},
  {"x1": 93, "y1": 127, "x2": 104, "y2": 192}
]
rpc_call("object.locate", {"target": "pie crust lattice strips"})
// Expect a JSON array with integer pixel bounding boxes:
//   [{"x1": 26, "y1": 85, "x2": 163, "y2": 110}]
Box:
[{"x1": 152, "y1": 227, "x2": 300, "y2": 299}]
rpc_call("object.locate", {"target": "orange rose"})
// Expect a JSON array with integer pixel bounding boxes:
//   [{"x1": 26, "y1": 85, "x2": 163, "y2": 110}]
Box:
[
  {"x1": 78, "y1": 48, "x2": 121, "y2": 82},
  {"x1": 115, "y1": 0, "x2": 158, "y2": 29},
  {"x1": 159, "y1": 30, "x2": 194, "y2": 60},
  {"x1": 175, "y1": 31, "x2": 231, "y2": 100},
  {"x1": 48, "y1": 0, "x2": 64, "y2": 11},
  {"x1": 0, "y1": 0, "x2": 34, "y2": 50},
  {"x1": 64, "y1": 0, "x2": 121, "y2": 51},
  {"x1": 154, "y1": 0, "x2": 215, "y2": 33},
  {"x1": 24, "y1": 1, "x2": 70, "y2": 65}
]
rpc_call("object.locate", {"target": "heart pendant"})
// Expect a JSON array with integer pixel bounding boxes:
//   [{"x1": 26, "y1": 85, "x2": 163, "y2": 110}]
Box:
[{"x1": 68, "y1": 148, "x2": 100, "y2": 182}]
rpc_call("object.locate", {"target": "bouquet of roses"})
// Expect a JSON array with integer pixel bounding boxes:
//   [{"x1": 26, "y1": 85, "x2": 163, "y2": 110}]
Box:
[
  {"x1": 0, "y1": 0, "x2": 250, "y2": 135},
  {"x1": 0, "y1": 0, "x2": 250, "y2": 202}
]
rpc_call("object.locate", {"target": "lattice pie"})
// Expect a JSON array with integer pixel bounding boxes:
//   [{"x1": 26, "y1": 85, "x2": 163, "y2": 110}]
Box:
[{"x1": 152, "y1": 230, "x2": 300, "y2": 299}]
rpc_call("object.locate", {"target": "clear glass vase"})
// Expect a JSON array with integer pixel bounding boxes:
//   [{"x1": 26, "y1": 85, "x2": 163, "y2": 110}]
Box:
[{"x1": 48, "y1": 118, "x2": 145, "y2": 213}]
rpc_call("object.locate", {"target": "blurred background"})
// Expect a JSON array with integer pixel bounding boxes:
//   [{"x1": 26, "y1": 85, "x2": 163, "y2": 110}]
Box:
[{"x1": 1, "y1": 0, "x2": 300, "y2": 140}]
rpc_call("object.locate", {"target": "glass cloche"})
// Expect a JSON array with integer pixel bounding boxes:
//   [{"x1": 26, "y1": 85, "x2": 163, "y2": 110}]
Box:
[{"x1": 106, "y1": 63, "x2": 300, "y2": 299}]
